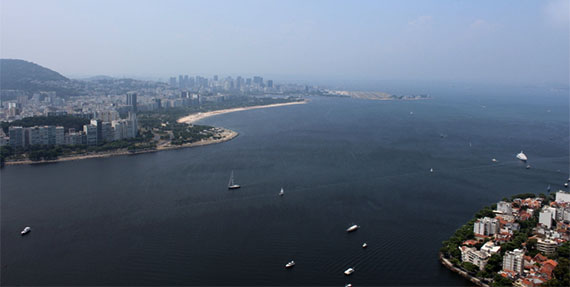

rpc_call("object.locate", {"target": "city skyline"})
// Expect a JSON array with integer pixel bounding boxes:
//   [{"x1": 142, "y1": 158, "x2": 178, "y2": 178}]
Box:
[{"x1": 1, "y1": 0, "x2": 568, "y2": 86}]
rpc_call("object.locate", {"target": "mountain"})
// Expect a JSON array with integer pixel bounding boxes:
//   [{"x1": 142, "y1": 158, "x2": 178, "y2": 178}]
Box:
[{"x1": 0, "y1": 59, "x2": 81, "y2": 98}]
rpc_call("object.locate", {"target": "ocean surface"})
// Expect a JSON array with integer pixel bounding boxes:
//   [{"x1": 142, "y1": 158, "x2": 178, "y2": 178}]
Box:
[{"x1": 1, "y1": 86, "x2": 569, "y2": 286}]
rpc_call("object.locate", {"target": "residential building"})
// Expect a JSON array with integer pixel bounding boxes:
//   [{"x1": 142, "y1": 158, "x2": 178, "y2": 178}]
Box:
[
  {"x1": 8, "y1": 126, "x2": 24, "y2": 147},
  {"x1": 503, "y1": 249, "x2": 524, "y2": 275},
  {"x1": 539, "y1": 207, "x2": 557, "y2": 229},
  {"x1": 556, "y1": 191, "x2": 570, "y2": 203},
  {"x1": 536, "y1": 239, "x2": 558, "y2": 256},
  {"x1": 497, "y1": 201, "x2": 513, "y2": 215},
  {"x1": 83, "y1": 124, "x2": 98, "y2": 146},
  {"x1": 473, "y1": 217, "x2": 499, "y2": 236},
  {"x1": 459, "y1": 246, "x2": 490, "y2": 270}
]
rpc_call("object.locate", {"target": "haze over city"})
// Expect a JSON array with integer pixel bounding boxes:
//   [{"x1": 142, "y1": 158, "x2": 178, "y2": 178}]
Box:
[{"x1": 1, "y1": 0, "x2": 569, "y2": 86}]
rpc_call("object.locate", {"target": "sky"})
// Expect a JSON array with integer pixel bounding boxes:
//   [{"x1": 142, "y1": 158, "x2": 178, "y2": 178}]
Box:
[{"x1": 1, "y1": 0, "x2": 569, "y2": 86}]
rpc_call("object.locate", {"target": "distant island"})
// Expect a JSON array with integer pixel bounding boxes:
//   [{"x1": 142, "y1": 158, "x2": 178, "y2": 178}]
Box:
[{"x1": 322, "y1": 89, "x2": 430, "y2": 101}]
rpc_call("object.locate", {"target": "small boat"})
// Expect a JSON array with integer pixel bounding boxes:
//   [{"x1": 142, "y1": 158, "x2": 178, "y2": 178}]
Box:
[
  {"x1": 430, "y1": 168, "x2": 434, "y2": 173},
  {"x1": 492, "y1": 158, "x2": 497, "y2": 162},
  {"x1": 20, "y1": 227, "x2": 31, "y2": 235},
  {"x1": 344, "y1": 268, "x2": 355, "y2": 275},
  {"x1": 285, "y1": 261, "x2": 295, "y2": 268},
  {"x1": 547, "y1": 185, "x2": 551, "y2": 192},
  {"x1": 362, "y1": 243, "x2": 368, "y2": 248},
  {"x1": 516, "y1": 151, "x2": 528, "y2": 162},
  {"x1": 346, "y1": 224, "x2": 360, "y2": 232},
  {"x1": 345, "y1": 284, "x2": 353, "y2": 287},
  {"x1": 526, "y1": 165, "x2": 531, "y2": 169},
  {"x1": 565, "y1": 182, "x2": 569, "y2": 188},
  {"x1": 410, "y1": 111, "x2": 414, "y2": 115},
  {"x1": 279, "y1": 187, "x2": 284, "y2": 196},
  {"x1": 228, "y1": 171, "x2": 240, "y2": 190}
]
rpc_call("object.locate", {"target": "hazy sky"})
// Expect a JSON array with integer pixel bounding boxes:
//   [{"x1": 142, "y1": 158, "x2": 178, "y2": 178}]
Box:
[{"x1": 1, "y1": 0, "x2": 569, "y2": 85}]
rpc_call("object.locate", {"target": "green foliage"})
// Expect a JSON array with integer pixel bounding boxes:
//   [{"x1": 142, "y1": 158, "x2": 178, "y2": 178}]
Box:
[
  {"x1": 475, "y1": 206, "x2": 495, "y2": 218},
  {"x1": 492, "y1": 273, "x2": 512, "y2": 287},
  {"x1": 510, "y1": 193, "x2": 535, "y2": 200},
  {"x1": 545, "y1": 257, "x2": 569, "y2": 287},
  {"x1": 462, "y1": 262, "x2": 479, "y2": 274},
  {"x1": 485, "y1": 254, "x2": 503, "y2": 273}
]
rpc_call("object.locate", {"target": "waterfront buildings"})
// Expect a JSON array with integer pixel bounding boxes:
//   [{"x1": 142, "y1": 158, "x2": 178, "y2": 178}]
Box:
[
  {"x1": 458, "y1": 246, "x2": 490, "y2": 270},
  {"x1": 539, "y1": 207, "x2": 557, "y2": 229},
  {"x1": 473, "y1": 217, "x2": 500, "y2": 236}
]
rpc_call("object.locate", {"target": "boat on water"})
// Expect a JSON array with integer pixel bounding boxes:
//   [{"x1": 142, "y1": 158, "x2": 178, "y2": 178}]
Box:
[
  {"x1": 228, "y1": 171, "x2": 240, "y2": 190},
  {"x1": 344, "y1": 268, "x2": 355, "y2": 275},
  {"x1": 345, "y1": 284, "x2": 353, "y2": 287},
  {"x1": 492, "y1": 158, "x2": 497, "y2": 162},
  {"x1": 20, "y1": 227, "x2": 31, "y2": 235},
  {"x1": 285, "y1": 261, "x2": 295, "y2": 268},
  {"x1": 279, "y1": 187, "x2": 284, "y2": 196},
  {"x1": 362, "y1": 242, "x2": 368, "y2": 248},
  {"x1": 430, "y1": 168, "x2": 434, "y2": 173},
  {"x1": 547, "y1": 185, "x2": 551, "y2": 192},
  {"x1": 565, "y1": 182, "x2": 569, "y2": 188},
  {"x1": 346, "y1": 224, "x2": 360, "y2": 232},
  {"x1": 526, "y1": 165, "x2": 531, "y2": 169},
  {"x1": 516, "y1": 151, "x2": 528, "y2": 162}
]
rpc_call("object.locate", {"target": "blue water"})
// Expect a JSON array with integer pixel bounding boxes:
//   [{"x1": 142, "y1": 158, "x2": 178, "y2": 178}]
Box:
[{"x1": 1, "y1": 88, "x2": 568, "y2": 285}]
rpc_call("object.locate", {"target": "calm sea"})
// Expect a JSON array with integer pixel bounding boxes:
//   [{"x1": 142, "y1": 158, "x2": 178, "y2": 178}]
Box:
[{"x1": 1, "y1": 86, "x2": 569, "y2": 286}]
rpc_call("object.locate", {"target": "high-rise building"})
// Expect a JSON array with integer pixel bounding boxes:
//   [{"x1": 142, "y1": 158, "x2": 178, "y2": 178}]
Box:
[
  {"x1": 169, "y1": 77, "x2": 177, "y2": 87},
  {"x1": 473, "y1": 217, "x2": 499, "y2": 236},
  {"x1": 253, "y1": 76, "x2": 263, "y2": 85},
  {"x1": 502, "y1": 249, "x2": 524, "y2": 274},
  {"x1": 267, "y1": 80, "x2": 273, "y2": 88},
  {"x1": 126, "y1": 92, "x2": 137, "y2": 112},
  {"x1": 83, "y1": 124, "x2": 98, "y2": 146},
  {"x1": 55, "y1": 126, "x2": 64, "y2": 145},
  {"x1": 178, "y1": 75, "x2": 184, "y2": 88},
  {"x1": 539, "y1": 207, "x2": 557, "y2": 229}
]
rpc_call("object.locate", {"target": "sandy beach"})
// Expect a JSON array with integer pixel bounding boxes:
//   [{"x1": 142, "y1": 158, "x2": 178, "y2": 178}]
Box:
[
  {"x1": 177, "y1": 100, "x2": 306, "y2": 124},
  {"x1": 4, "y1": 128, "x2": 238, "y2": 166}
]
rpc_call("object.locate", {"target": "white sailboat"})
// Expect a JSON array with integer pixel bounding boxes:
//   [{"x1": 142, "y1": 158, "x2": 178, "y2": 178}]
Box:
[
  {"x1": 344, "y1": 267, "x2": 355, "y2": 275},
  {"x1": 279, "y1": 187, "x2": 284, "y2": 196},
  {"x1": 346, "y1": 224, "x2": 360, "y2": 232},
  {"x1": 228, "y1": 171, "x2": 240, "y2": 190},
  {"x1": 285, "y1": 260, "x2": 295, "y2": 268},
  {"x1": 21, "y1": 226, "x2": 31, "y2": 235}
]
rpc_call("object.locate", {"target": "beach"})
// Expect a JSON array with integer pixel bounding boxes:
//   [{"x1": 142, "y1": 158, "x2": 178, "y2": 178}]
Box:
[{"x1": 177, "y1": 100, "x2": 306, "y2": 124}]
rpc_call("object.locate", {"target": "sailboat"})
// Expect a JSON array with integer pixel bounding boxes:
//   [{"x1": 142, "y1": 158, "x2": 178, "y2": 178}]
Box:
[
  {"x1": 228, "y1": 171, "x2": 240, "y2": 190},
  {"x1": 279, "y1": 187, "x2": 284, "y2": 196},
  {"x1": 547, "y1": 185, "x2": 551, "y2": 192}
]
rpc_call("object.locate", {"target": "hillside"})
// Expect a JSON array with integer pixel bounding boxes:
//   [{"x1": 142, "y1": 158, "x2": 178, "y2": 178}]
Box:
[{"x1": 0, "y1": 59, "x2": 81, "y2": 98}]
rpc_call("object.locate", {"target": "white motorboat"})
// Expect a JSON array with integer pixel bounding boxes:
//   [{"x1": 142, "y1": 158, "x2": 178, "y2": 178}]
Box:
[
  {"x1": 285, "y1": 260, "x2": 295, "y2": 268},
  {"x1": 345, "y1": 284, "x2": 353, "y2": 287},
  {"x1": 516, "y1": 151, "x2": 528, "y2": 162},
  {"x1": 492, "y1": 158, "x2": 497, "y2": 162},
  {"x1": 20, "y1": 227, "x2": 31, "y2": 235},
  {"x1": 565, "y1": 182, "x2": 568, "y2": 188},
  {"x1": 362, "y1": 242, "x2": 368, "y2": 248},
  {"x1": 228, "y1": 171, "x2": 240, "y2": 190},
  {"x1": 526, "y1": 165, "x2": 531, "y2": 169},
  {"x1": 430, "y1": 168, "x2": 434, "y2": 173},
  {"x1": 279, "y1": 187, "x2": 284, "y2": 196},
  {"x1": 346, "y1": 224, "x2": 360, "y2": 232},
  {"x1": 344, "y1": 268, "x2": 355, "y2": 275}
]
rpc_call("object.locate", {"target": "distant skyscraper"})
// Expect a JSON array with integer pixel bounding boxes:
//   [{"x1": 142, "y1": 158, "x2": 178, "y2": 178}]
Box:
[
  {"x1": 246, "y1": 78, "x2": 252, "y2": 86},
  {"x1": 253, "y1": 76, "x2": 263, "y2": 85},
  {"x1": 213, "y1": 75, "x2": 218, "y2": 81},
  {"x1": 267, "y1": 80, "x2": 273, "y2": 88},
  {"x1": 126, "y1": 92, "x2": 137, "y2": 112},
  {"x1": 169, "y1": 77, "x2": 177, "y2": 87}
]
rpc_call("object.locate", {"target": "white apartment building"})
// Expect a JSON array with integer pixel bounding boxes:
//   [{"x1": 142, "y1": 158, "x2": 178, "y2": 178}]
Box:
[
  {"x1": 473, "y1": 217, "x2": 499, "y2": 236},
  {"x1": 503, "y1": 249, "x2": 524, "y2": 274}
]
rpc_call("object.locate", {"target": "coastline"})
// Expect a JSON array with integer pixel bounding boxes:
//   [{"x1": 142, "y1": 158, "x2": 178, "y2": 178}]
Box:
[
  {"x1": 4, "y1": 128, "x2": 238, "y2": 166},
  {"x1": 439, "y1": 252, "x2": 490, "y2": 287},
  {"x1": 4, "y1": 100, "x2": 305, "y2": 166},
  {"x1": 177, "y1": 100, "x2": 307, "y2": 124}
]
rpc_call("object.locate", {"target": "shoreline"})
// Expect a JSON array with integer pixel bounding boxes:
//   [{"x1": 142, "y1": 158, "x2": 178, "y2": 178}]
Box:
[
  {"x1": 4, "y1": 128, "x2": 238, "y2": 166},
  {"x1": 177, "y1": 100, "x2": 306, "y2": 124},
  {"x1": 439, "y1": 252, "x2": 490, "y2": 287}
]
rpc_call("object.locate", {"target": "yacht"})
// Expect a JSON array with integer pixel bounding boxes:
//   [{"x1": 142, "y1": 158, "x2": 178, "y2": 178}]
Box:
[
  {"x1": 228, "y1": 171, "x2": 240, "y2": 190},
  {"x1": 346, "y1": 224, "x2": 360, "y2": 232},
  {"x1": 285, "y1": 261, "x2": 295, "y2": 268},
  {"x1": 20, "y1": 227, "x2": 31, "y2": 235},
  {"x1": 516, "y1": 151, "x2": 528, "y2": 162},
  {"x1": 362, "y1": 242, "x2": 368, "y2": 248},
  {"x1": 344, "y1": 268, "x2": 355, "y2": 275},
  {"x1": 279, "y1": 187, "x2": 284, "y2": 196},
  {"x1": 492, "y1": 158, "x2": 497, "y2": 162}
]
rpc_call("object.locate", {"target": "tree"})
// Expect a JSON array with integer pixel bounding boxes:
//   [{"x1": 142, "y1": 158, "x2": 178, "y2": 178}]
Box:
[
  {"x1": 463, "y1": 262, "x2": 480, "y2": 274},
  {"x1": 492, "y1": 273, "x2": 512, "y2": 287},
  {"x1": 485, "y1": 253, "x2": 503, "y2": 273}
]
